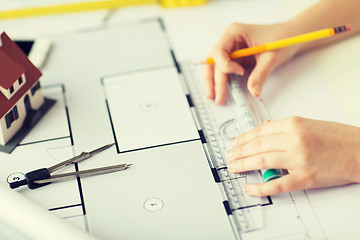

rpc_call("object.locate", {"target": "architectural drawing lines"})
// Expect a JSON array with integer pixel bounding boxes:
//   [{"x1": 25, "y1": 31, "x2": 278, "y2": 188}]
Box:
[
  {"x1": 49, "y1": 203, "x2": 83, "y2": 211},
  {"x1": 74, "y1": 163, "x2": 87, "y2": 215},
  {"x1": 118, "y1": 138, "x2": 201, "y2": 154},
  {"x1": 104, "y1": 99, "x2": 119, "y2": 153},
  {"x1": 18, "y1": 136, "x2": 70, "y2": 146},
  {"x1": 303, "y1": 191, "x2": 328, "y2": 238},
  {"x1": 100, "y1": 65, "x2": 175, "y2": 83}
]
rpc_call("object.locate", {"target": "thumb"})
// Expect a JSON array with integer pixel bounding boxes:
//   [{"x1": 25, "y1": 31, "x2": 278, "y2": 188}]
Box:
[
  {"x1": 263, "y1": 119, "x2": 271, "y2": 124},
  {"x1": 247, "y1": 54, "x2": 275, "y2": 97}
]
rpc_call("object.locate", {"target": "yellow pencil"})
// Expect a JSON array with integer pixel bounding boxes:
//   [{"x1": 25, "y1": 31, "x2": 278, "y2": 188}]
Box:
[{"x1": 201, "y1": 25, "x2": 351, "y2": 65}]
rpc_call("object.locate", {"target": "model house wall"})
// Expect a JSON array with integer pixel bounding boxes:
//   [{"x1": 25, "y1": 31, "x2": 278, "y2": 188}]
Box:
[{"x1": 0, "y1": 83, "x2": 44, "y2": 145}]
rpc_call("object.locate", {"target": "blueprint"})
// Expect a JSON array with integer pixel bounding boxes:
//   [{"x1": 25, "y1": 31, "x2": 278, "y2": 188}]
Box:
[
  {"x1": 0, "y1": 0, "x2": 359, "y2": 239},
  {"x1": 0, "y1": 18, "x2": 325, "y2": 240}
]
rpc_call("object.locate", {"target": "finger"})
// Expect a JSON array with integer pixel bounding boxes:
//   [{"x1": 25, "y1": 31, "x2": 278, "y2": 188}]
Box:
[
  {"x1": 263, "y1": 119, "x2": 271, "y2": 124},
  {"x1": 203, "y1": 63, "x2": 215, "y2": 99},
  {"x1": 232, "y1": 119, "x2": 271, "y2": 149},
  {"x1": 227, "y1": 151, "x2": 290, "y2": 173},
  {"x1": 213, "y1": 24, "x2": 245, "y2": 57},
  {"x1": 228, "y1": 132, "x2": 288, "y2": 161},
  {"x1": 243, "y1": 174, "x2": 303, "y2": 197},
  {"x1": 212, "y1": 49, "x2": 245, "y2": 75},
  {"x1": 214, "y1": 66, "x2": 228, "y2": 105},
  {"x1": 231, "y1": 119, "x2": 286, "y2": 147},
  {"x1": 247, "y1": 53, "x2": 276, "y2": 97}
]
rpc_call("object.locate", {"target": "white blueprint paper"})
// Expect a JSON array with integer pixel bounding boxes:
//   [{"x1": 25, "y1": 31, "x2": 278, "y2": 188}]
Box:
[{"x1": 0, "y1": 0, "x2": 359, "y2": 239}]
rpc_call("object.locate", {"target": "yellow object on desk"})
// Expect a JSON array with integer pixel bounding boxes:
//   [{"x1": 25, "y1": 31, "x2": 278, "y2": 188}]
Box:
[
  {"x1": 160, "y1": 0, "x2": 207, "y2": 7},
  {"x1": 0, "y1": 0, "x2": 208, "y2": 20}
]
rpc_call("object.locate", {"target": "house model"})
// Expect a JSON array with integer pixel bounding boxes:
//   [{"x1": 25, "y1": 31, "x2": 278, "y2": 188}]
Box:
[{"x1": 0, "y1": 32, "x2": 45, "y2": 146}]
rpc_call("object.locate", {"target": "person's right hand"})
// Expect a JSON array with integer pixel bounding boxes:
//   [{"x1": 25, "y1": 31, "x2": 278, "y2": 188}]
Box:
[
  {"x1": 226, "y1": 117, "x2": 360, "y2": 196},
  {"x1": 204, "y1": 22, "x2": 300, "y2": 105}
]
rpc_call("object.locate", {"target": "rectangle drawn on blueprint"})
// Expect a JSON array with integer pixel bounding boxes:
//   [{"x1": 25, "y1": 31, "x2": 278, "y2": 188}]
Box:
[{"x1": 102, "y1": 66, "x2": 199, "y2": 153}]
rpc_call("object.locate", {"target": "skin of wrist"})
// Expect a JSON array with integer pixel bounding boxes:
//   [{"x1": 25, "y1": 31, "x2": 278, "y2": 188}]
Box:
[{"x1": 350, "y1": 127, "x2": 360, "y2": 183}]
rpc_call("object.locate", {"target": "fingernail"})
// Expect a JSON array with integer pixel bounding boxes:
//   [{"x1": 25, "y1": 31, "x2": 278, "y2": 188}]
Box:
[
  {"x1": 251, "y1": 85, "x2": 260, "y2": 97},
  {"x1": 215, "y1": 97, "x2": 225, "y2": 105},
  {"x1": 226, "y1": 150, "x2": 234, "y2": 160},
  {"x1": 243, "y1": 184, "x2": 254, "y2": 195},
  {"x1": 237, "y1": 70, "x2": 244, "y2": 76},
  {"x1": 227, "y1": 161, "x2": 235, "y2": 172}
]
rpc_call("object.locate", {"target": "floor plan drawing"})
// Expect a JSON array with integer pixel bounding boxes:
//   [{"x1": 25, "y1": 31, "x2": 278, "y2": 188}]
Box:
[{"x1": 0, "y1": 17, "x2": 344, "y2": 240}]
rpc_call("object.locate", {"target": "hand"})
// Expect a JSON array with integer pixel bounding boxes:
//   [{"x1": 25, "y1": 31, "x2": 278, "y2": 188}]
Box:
[
  {"x1": 204, "y1": 23, "x2": 299, "y2": 105},
  {"x1": 226, "y1": 117, "x2": 360, "y2": 196}
]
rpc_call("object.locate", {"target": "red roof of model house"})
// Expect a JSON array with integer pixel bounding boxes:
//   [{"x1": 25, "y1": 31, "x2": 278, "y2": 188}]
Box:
[
  {"x1": 0, "y1": 50, "x2": 25, "y2": 90},
  {"x1": 0, "y1": 32, "x2": 42, "y2": 118}
]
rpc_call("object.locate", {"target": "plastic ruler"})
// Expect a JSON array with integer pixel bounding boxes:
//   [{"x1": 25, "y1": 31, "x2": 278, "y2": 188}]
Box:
[{"x1": 181, "y1": 63, "x2": 268, "y2": 236}]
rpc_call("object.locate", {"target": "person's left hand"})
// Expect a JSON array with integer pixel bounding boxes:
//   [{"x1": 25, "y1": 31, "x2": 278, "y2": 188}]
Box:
[{"x1": 226, "y1": 117, "x2": 360, "y2": 196}]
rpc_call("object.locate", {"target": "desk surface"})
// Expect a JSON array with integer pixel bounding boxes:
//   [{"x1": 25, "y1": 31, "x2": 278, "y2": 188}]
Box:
[{"x1": 0, "y1": 0, "x2": 359, "y2": 239}]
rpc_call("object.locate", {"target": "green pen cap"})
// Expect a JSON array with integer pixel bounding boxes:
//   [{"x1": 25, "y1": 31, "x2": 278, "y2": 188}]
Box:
[{"x1": 262, "y1": 169, "x2": 282, "y2": 182}]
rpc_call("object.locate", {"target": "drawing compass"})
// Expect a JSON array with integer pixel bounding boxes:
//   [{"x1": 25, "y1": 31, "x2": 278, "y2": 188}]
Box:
[{"x1": 8, "y1": 143, "x2": 131, "y2": 189}]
